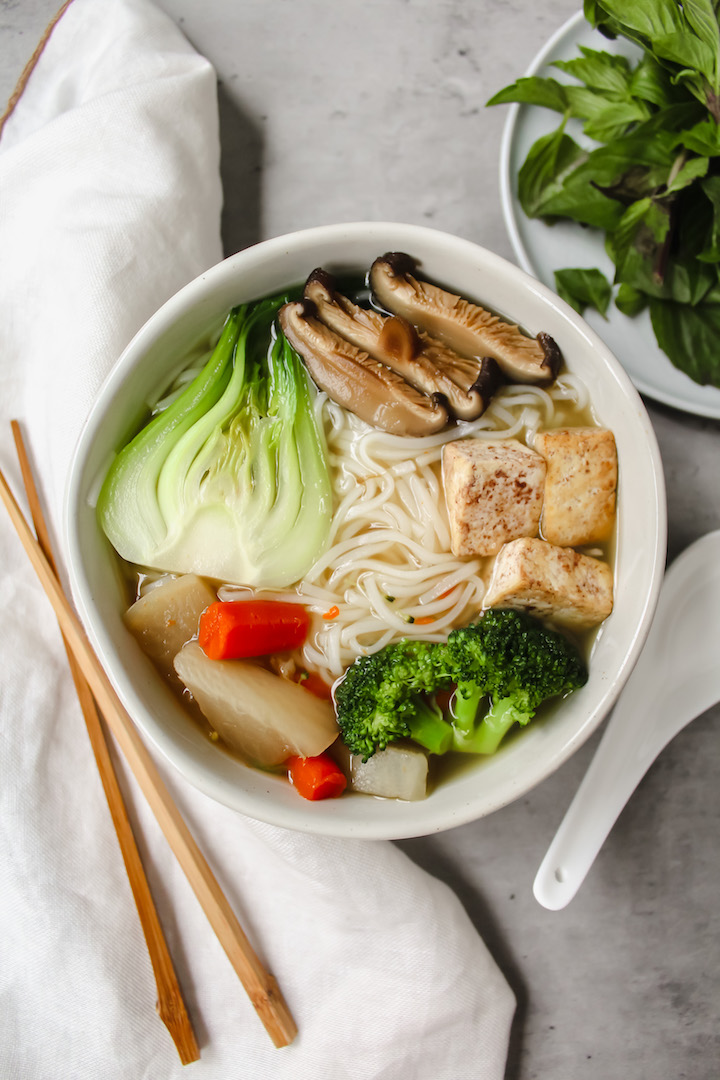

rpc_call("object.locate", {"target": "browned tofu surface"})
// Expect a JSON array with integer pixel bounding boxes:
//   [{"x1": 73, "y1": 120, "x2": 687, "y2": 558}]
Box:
[
  {"x1": 442, "y1": 438, "x2": 546, "y2": 557},
  {"x1": 483, "y1": 536, "x2": 613, "y2": 628},
  {"x1": 535, "y1": 427, "x2": 617, "y2": 547}
]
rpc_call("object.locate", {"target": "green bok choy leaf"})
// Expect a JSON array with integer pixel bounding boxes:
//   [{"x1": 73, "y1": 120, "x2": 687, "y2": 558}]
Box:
[{"x1": 97, "y1": 295, "x2": 333, "y2": 588}]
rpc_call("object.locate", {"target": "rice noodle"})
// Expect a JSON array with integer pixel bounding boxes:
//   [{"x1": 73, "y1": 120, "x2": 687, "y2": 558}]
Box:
[{"x1": 263, "y1": 375, "x2": 588, "y2": 684}]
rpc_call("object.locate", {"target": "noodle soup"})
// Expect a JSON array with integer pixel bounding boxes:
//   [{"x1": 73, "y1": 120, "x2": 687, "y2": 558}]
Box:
[
  {"x1": 111, "y1": 264, "x2": 615, "y2": 802},
  {"x1": 66, "y1": 222, "x2": 666, "y2": 835}
]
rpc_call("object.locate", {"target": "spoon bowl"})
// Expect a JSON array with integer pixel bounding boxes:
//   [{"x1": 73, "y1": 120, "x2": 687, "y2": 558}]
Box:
[{"x1": 533, "y1": 530, "x2": 720, "y2": 910}]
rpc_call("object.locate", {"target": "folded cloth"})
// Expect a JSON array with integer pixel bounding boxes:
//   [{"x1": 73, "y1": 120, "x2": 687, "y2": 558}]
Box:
[{"x1": 0, "y1": 2, "x2": 516, "y2": 1077}]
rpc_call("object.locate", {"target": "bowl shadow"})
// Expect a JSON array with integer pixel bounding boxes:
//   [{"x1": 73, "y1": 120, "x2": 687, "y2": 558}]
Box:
[{"x1": 217, "y1": 79, "x2": 263, "y2": 257}]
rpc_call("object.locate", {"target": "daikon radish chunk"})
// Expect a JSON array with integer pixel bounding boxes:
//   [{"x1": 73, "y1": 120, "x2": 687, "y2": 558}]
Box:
[
  {"x1": 173, "y1": 641, "x2": 339, "y2": 766},
  {"x1": 348, "y1": 743, "x2": 428, "y2": 801},
  {"x1": 124, "y1": 574, "x2": 216, "y2": 671}
]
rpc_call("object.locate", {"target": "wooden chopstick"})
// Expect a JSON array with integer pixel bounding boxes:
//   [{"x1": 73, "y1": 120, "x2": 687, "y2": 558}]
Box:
[
  {"x1": 11, "y1": 421, "x2": 199, "y2": 1064},
  {"x1": 0, "y1": 452, "x2": 298, "y2": 1049}
]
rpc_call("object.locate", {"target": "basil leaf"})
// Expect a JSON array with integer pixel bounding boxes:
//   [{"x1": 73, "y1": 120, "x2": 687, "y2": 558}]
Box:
[
  {"x1": 610, "y1": 201, "x2": 716, "y2": 306},
  {"x1": 582, "y1": 100, "x2": 652, "y2": 141},
  {"x1": 564, "y1": 85, "x2": 622, "y2": 121},
  {"x1": 682, "y1": 0, "x2": 720, "y2": 91},
  {"x1": 537, "y1": 174, "x2": 625, "y2": 230},
  {"x1": 606, "y1": 197, "x2": 667, "y2": 279},
  {"x1": 516, "y1": 125, "x2": 586, "y2": 217},
  {"x1": 652, "y1": 32, "x2": 717, "y2": 80},
  {"x1": 604, "y1": 197, "x2": 716, "y2": 305},
  {"x1": 584, "y1": 0, "x2": 619, "y2": 31},
  {"x1": 697, "y1": 274, "x2": 720, "y2": 304},
  {"x1": 678, "y1": 117, "x2": 720, "y2": 154},
  {"x1": 590, "y1": 1, "x2": 716, "y2": 99},
  {"x1": 554, "y1": 267, "x2": 613, "y2": 317},
  {"x1": 516, "y1": 124, "x2": 624, "y2": 229},
  {"x1": 559, "y1": 132, "x2": 676, "y2": 212},
  {"x1": 650, "y1": 297, "x2": 720, "y2": 386},
  {"x1": 486, "y1": 77, "x2": 570, "y2": 113},
  {"x1": 632, "y1": 102, "x2": 706, "y2": 136},
  {"x1": 615, "y1": 282, "x2": 648, "y2": 316},
  {"x1": 698, "y1": 274, "x2": 720, "y2": 304},
  {"x1": 551, "y1": 48, "x2": 631, "y2": 94},
  {"x1": 592, "y1": 0, "x2": 684, "y2": 40},
  {"x1": 665, "y1": 155, "x2": 709, "y2": 193},
  {"x1": 682, "y1": 0, "x2": 720, "y2": 47},
  {"x1": 652, "y1": 258, "x2": 716, "y2": 304},
  {"x1": 676, "y1": 181, "x2": 715, "y2": 256},
  {"x1": 628, "y1": 53, "x2": 682, "y2": 106},
  {"x1": 536, "y1": 129, "x2": 680, "y2": 229},
  {"x1": 577, "y1": 130, "x2": 678, "y2": 187},
  {"x1": 697, "y1": 175, "x2": 720, "y2": 262}
]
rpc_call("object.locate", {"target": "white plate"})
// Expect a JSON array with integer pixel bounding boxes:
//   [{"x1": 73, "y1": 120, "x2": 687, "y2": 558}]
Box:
[{"x1": 499, "y1": 9, "x2": 720, "y2": 421}]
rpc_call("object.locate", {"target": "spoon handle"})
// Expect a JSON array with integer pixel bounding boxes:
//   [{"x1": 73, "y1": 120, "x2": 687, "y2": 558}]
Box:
[
  {"x1": 532, "y1": 679, "x2": 670, "y2": 911},
  {"x1": 534, "y1": 531, "x2": 720, "y2": 911}
]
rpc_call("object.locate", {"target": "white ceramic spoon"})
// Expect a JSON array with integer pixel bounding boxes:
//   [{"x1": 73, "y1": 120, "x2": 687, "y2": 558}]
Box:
[{"x1": 534, "y1": 529, "x2": 720, "y2": 911}]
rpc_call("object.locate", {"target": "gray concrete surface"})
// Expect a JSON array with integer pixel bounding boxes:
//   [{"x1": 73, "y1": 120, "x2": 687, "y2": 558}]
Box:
[{"x1": 2, "y1": 2, "x2": 718, "y2": 1077}]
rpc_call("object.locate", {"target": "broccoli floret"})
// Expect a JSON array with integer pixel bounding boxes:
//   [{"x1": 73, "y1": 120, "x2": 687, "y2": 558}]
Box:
[
  {"x1": 334, "y1": 609, "x2": 588, "y2": 760},
  {"x1": 407, "y1": 695, "x2": 454, "y2": 756},
  {"x1": 446, "y1": 608, "x2": 588, "y2": 754},
  {"x1": 333, "y1": 638, "x2": 453, "y2": 760}
]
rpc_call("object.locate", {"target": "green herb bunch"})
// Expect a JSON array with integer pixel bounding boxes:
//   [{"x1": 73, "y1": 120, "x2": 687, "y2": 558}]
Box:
[{"x1": 488, "y1": 0, "x2": 720, "y2": 389}]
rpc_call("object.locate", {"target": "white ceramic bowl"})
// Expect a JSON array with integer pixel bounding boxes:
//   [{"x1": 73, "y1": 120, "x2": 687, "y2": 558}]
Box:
[{"x1": 65, "y1": 222, "x2": 667, "y2": 839}]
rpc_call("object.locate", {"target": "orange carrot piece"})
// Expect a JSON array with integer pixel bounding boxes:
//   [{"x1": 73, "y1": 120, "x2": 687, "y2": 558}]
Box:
[
  {"x1": 198, "y1": 600, "x2": 309, "y2": 660},
  {"x1": 287, "y1": 753, "x2": 347, "y2": 801},
  {"x1": 299, "y1": 672, "x2": 334, "y2": 700}
]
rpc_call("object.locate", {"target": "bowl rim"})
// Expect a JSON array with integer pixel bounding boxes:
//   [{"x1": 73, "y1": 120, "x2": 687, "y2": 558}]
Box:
[{"x1": 64, "y1": 220, "x2": 668, "y2": 839}]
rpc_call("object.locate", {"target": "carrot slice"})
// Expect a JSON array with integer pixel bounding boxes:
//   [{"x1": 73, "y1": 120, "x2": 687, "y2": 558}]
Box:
[
  {"x1": 198, "y1": 600, "x2": 309, "y2": 660},
  {"x1": 287, "y1": 752, "x2": 347, "y2": 801},
  {"x1": 299, "y1": 672, "x2": 334, "y2": 700}
]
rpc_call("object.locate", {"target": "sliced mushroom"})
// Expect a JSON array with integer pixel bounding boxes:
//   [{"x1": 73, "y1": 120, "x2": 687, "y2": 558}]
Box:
[
  {"x1": 278, "y1": 300, "x2": 449, "y2": 437},
  {"x1": 303, "y1": 269, "x2": 502, "y2": 420},
  {"x1": 369, "y1": 252, "x2": 562, "y2": 386}
]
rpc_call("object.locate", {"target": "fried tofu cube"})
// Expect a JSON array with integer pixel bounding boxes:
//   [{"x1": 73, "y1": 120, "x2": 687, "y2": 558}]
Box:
[
  {"x1": 442, "y1": 438, "x2": 546, "y2": 557},
  {"x1": 535, "y1": 427, "x2": 617, "y2": 547},
  {"x1": 483, "y1": 536, "x2": 613, "y2": 628}
]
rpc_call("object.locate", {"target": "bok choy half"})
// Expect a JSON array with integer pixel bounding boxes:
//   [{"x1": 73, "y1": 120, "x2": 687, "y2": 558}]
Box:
[{"x1": 98, "y1": 295, "x2": 333, "y2": 588}]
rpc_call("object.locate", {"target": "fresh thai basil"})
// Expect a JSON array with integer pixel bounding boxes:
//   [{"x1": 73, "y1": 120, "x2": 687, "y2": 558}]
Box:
[{"x1": 489, "y1": 0, "x2": 720, "y2": 388}]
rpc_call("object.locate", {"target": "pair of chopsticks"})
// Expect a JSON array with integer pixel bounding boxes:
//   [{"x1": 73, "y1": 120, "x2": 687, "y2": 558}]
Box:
[{"x1": 1, "y1": 421, "x2": 297, "y2": 1059}]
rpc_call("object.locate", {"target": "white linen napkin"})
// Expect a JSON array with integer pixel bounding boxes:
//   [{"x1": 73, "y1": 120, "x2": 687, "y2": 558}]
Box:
[{"x1": 0, "y1": 2, "x2": 516, "y2": 1077}]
